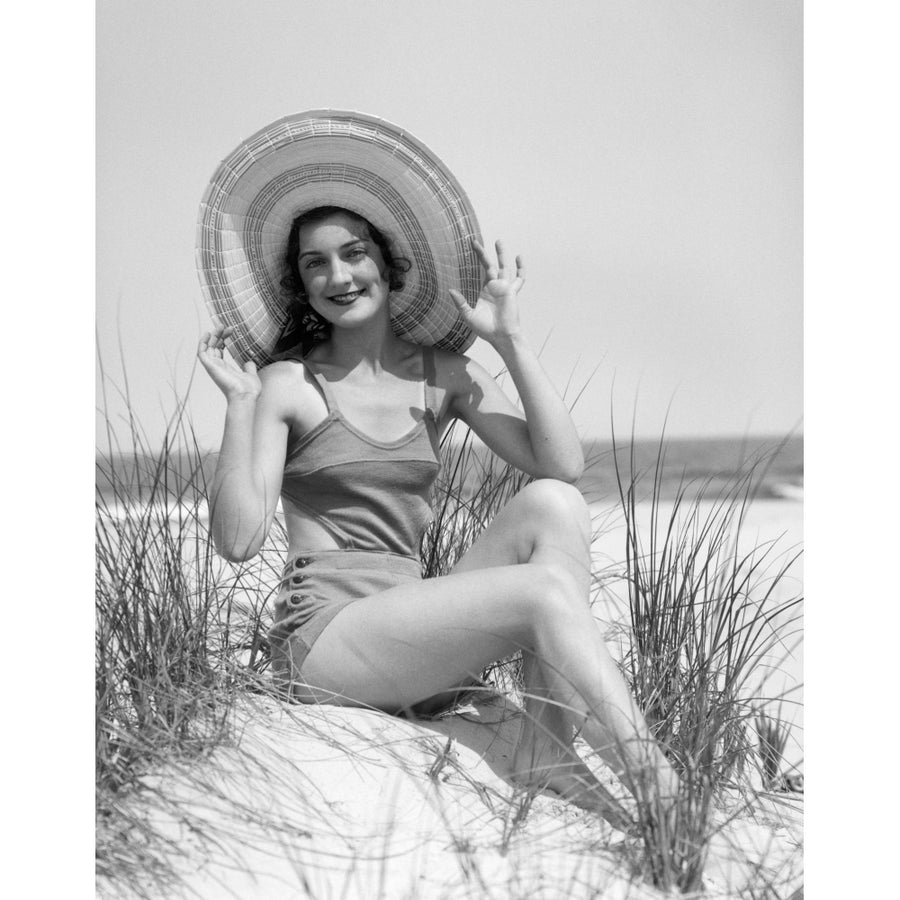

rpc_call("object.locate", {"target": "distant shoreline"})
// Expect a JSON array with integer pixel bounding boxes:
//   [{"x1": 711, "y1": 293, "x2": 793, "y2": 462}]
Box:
[{"x1": 97, "y1": 434, "x2": 802, "y2": 504}]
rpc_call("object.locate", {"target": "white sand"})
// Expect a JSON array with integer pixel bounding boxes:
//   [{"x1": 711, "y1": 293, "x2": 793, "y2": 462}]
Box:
[{"x1": 128, "y1": 693, "x2": 802, "y2": 900}]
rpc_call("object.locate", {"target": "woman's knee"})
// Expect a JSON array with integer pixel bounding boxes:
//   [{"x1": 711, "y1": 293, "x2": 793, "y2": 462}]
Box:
[{"x1": 517, "y1": 479, "x2": 591, "y2": 542}]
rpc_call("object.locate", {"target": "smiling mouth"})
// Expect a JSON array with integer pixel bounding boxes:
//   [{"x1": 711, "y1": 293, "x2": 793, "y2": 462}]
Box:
[{"x1": 328, "y1": 290, "x2": 365, "y2": 306}]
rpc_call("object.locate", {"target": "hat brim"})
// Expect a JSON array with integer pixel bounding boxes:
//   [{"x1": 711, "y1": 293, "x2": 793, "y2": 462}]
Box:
[{"x1": 196, "y1": 110, "x2": 483, "y2": 366}]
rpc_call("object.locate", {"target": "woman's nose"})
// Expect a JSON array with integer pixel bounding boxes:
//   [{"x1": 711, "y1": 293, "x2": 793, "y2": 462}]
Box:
[{"x1": 328, "y1": 260, "x2": 352, "y2": 287}]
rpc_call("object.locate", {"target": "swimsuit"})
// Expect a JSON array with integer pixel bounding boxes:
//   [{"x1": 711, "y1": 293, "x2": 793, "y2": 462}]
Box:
[
  {"x1": 277, "y1": 348, "x2": 442, "y2": 557},
  {"x1": 266, "y1": 346, "x2": 443, "y2": 699}
]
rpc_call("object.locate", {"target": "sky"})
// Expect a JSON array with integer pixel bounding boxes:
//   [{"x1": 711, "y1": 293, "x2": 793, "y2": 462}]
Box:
[{"x1": 96, "y1": 0, "x2": 802, "y2": 449}]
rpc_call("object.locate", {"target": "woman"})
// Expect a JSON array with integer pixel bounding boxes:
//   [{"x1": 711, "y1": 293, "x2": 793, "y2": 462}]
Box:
[{"x1": 196, "y1": 111, "x2": 677, "y2": 826}]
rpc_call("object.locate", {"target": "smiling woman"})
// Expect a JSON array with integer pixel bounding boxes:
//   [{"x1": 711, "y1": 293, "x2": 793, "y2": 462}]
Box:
[
  {"x1": 195, "y1": 109, "x2": 679, "y2": 832},
  {"x1": 275, "y1": 206, "x2": 413, "y2": 356}
]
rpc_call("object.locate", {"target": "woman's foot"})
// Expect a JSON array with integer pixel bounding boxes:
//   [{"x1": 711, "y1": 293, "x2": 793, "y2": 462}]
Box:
[{"x1": 509, "y1": 736, "x2": 634, "y2": 833}]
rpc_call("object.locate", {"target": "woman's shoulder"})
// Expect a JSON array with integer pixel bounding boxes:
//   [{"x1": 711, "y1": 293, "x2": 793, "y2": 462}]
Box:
[
  {"x1": 385, "y1": 339, "x2": 460, "y2": 383},
  {"x1": 256, "y1": 356, "x2": 330, "y2": 435},
  {"x1": 428, "y1": 344, "x2": 467, "y2": 367},
  {"x1": 258, "y1": 355, "x2": 320, "y2": 401},
  {"x1": 428, "y1": 345, "x2": 481, "y2": 388},
  {"x1": 261, "y1": 354, "x2": 305, "y2": 378}
]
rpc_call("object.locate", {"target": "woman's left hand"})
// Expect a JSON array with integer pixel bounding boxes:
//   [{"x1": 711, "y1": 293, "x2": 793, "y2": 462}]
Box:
[{"x1": 449, "y1": 239, "x2": 524, "y2": 346}]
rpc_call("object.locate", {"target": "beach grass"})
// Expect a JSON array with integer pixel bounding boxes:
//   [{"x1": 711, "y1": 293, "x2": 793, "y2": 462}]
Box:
[
  {"x1": 96, "y1": 363, "x2": 289, "y2": 895},
  {"x1": 608, "y1": 421, "x2": 803, "y2": 893},
  {"x1": 96, "y1": 383, "x2": 802, "y2": 898}
]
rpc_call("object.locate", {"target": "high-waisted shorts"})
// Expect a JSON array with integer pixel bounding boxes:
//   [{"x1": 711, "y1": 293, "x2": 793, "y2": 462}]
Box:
[{"x1": 267, "y1": 549, "x2": 423, "y2": 698}]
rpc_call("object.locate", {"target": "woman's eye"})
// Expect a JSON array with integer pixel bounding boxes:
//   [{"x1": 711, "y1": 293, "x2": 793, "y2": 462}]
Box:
[
  {"x1": 304, "y1": 258, "x2": 324, "y2": 269},
  {"x1": 347, "y1": 248, "x2": 366, "y2": 259}
]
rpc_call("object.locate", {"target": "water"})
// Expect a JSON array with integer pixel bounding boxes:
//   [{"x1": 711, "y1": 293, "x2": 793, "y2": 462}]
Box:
[{"x1": 96, "y1": 435, "x2": 803, "y2": 503}]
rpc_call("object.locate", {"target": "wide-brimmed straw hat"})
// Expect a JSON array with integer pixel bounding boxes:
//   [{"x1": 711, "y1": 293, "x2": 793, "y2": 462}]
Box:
[{"x1": 196, "y1": 109, "x2": 483, "y2": 366}]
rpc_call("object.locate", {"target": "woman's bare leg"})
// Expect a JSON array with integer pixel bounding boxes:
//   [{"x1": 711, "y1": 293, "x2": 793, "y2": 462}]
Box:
[
  {"x1": 449, "y1": 480, "x2": 676, "y2": 805},
  {"x1": 505, "y1": 649, "x2": 636, "y2": 829},
  {"x1": 447, "y1": 481, "x2": 618, "y2": 811},
  {"x1": 299, "y1": 480, "x2": 678, "y2": 808}
]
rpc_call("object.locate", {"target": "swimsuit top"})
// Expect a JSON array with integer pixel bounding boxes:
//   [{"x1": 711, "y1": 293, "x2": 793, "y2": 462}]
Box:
[{"x1": 277, "y1": 346, "x2": 443, "y2": 558}]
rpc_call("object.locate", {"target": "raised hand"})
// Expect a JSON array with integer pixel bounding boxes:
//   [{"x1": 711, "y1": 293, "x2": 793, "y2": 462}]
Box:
[
  {"x1": 449, "y1": 239, "x2": 525, "y2": 345},
  {"x1": 197, "y1": 324, "x2": 262, "y2": 400}
]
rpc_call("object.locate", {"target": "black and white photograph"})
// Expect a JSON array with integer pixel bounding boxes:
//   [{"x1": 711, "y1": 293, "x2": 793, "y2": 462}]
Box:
[{"x1": 91, "y1": 2, "x2": 816, "y2": 897}]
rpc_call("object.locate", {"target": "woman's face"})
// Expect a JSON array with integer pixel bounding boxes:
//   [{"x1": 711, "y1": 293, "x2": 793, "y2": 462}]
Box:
[{"x1": 296, "y1": 213, "x2": 390, "y2": 329}]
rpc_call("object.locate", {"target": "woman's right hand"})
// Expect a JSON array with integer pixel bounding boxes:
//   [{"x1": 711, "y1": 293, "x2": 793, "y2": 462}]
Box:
[{"x1": 198, "y1": 325, "x2": 262, "y2": 400}]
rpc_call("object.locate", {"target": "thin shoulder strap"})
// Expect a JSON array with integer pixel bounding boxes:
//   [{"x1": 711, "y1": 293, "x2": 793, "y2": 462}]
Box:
[
  {"x1": 422, "y1": 346, "x2": 440, "y2": 421},
  {"x1": 299, "y1": 356, "x2": 339, "y2": 413}
]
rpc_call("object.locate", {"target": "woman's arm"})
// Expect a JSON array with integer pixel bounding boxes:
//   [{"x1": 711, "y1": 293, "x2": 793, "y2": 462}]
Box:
[
  {"x1": 198, "y1": 326, "x2": 291, "y2": 561},
  {"x1": 446, "y1": 241, "x2": 584, "y2": 482},
  {"x1": 448, "y1": 344, "x2": 584, "y2": 482}
]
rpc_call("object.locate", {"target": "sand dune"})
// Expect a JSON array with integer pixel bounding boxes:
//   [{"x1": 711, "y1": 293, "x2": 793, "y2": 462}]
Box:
[{"x1": 123, "y1": 690, "x2": 802, "y2": 900}]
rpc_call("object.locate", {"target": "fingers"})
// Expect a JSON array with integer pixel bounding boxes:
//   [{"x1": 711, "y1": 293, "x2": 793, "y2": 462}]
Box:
[
  {"x1": 494, "y1": 240, "x2": 506, "y2": 278},
  {"x1": 448, "y1": 288, "x2": 471, "y2": 315},
  {"x1": 198, "y1": 323, "x2": 235, "y2": 356},
  {"x1": 211, "y1": 324, "x2": 234, "y2": 346},
  {"x1": 469, "y1": 240, "x2": 496, "y2": 281},
  {"x1": 470, "y1": 237, "x2": 523, "y2": 284},
  {"x1": 513, "y1": 254, "x2": 525, "y2": 289}
]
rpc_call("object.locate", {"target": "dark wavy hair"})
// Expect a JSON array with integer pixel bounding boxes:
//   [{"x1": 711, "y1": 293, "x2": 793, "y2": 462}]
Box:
[{"x1": 274, "y1": 206, "x2": 411, "y2": 356}]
